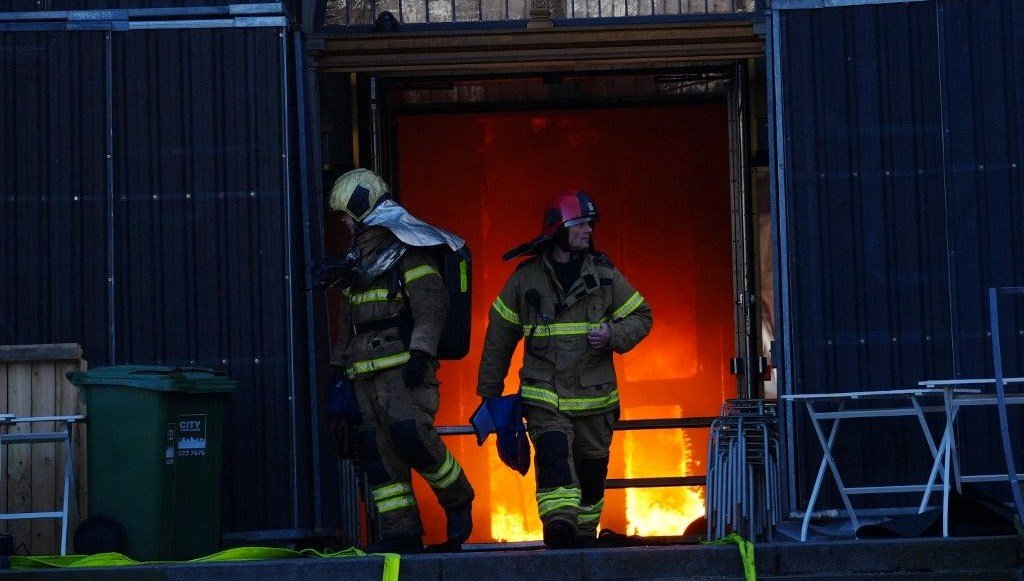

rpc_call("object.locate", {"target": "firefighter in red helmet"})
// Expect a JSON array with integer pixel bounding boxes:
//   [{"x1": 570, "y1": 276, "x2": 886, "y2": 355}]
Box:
[{"x1": 477, "y1": 190, "x2": 653, "y2": 548}]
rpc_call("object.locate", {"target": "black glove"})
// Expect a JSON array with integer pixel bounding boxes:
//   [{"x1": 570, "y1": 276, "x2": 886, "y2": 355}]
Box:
[
  {"x1": 311, "y1": 256, "x2": 357, "y2": 291},
  {"x1": 402, "y1": 350, "x2": 431, "y2": 388}
]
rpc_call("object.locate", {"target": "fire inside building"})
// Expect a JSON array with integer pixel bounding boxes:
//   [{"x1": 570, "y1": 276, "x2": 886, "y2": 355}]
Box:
[
  {"x1": 320, "y1": 73, "x2": 753, "y2": 544},
  {"x1": 394, "y1": 103, "x2": 734, "y2": 543},
  {"x1": 1, "y1": 0, "x2": 1023, "y2": 567}
]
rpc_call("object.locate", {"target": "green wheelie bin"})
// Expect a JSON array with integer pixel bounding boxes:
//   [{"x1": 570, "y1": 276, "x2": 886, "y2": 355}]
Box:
[{"x1": 67, "y1": 366, "x2": 235, "y2": 561}]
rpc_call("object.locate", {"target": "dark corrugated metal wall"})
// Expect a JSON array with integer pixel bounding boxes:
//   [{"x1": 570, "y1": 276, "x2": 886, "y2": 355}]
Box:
[
  {"x1": 776, "y1": 0, "x2": 1024, "y2": 510},
  {"x1": 108, "y1": 28, "x2": 304, "y2": 535},
  {"x1": 0, "y1": 26, "x2": 327, "y2": 538},
  {"x1": 1, "y1": 31, "x2": 111, "y2": 364},
  {"x1": 939, "y1": 0, "x2": 1024, "y2": 483}
]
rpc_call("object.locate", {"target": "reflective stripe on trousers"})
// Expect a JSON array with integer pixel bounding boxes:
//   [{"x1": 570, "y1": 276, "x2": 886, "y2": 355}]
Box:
[
  {"x1": 578, "y1": 498, "x2": 605, "y2": 527},
  {"x1": 536, "y1": 486, "x2": 581, "y2": 517},
  {"x1": 372, "y1": 482, "x2": 417, "y2": 514},
  {"x1": 421, "y1": 449, "x2": 464, "y2": 490}
]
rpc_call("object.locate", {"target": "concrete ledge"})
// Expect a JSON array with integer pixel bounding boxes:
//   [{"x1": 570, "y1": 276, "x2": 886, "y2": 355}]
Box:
[
  {"x1": 761, "y1": 573, "x2": 1017, "y2": 581},
  {"x1": 765, "y1": 536, "x2": 1023, "y2": 575},
  {"x1": 583, "y1": 545, "x2": 746, "y2": 580},
  {"x1": 3, "y1": 536, "x2": 1022, "y2": 580},
  {"x1": 421, "y1": 548, "x2": 585, "y2": 581},
  {"x1": 4, "y1": 556, "x2": 387, "y2": 580}
]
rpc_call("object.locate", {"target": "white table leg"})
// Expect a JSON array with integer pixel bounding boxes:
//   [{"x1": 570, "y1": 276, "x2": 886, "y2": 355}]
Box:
[
  {"x1": 60, "y1": 421, "x2": 74, "y2": 556},
  {"x1": 942, "y1": 391, "x2": 955, "y2": 537},
  {"x1": 800, "y1": 400, "x2": 852, "y2": 541},
  {"x1": 806, "y1": 401, "x2": 859, "y2": 530},
  {"x1": 910, "y1": 397, "x2": 940, "y2": 459},
  {"x1": 919, "y1": 427, "x2": 949, "y2": 512}
]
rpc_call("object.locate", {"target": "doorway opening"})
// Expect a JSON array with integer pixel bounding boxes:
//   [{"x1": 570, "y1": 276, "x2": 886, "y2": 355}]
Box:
[{"x1": 319, "y1": 67, "x2": 769, "y2": 544}]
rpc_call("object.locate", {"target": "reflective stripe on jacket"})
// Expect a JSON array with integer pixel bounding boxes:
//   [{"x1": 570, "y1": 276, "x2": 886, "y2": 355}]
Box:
[{"x1": 330, "y1": 227, "x2": 448, "y2": 376}]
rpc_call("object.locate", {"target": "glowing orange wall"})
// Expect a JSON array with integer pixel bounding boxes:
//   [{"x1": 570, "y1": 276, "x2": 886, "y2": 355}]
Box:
[{"x1": 394, "y1": 104, "x2": 734, "y2": 543}]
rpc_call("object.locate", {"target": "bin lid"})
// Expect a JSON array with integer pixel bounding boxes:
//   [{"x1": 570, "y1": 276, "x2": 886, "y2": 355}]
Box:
[{"x1": 66, "y1": 365, "x2": 236, "y2": 393}]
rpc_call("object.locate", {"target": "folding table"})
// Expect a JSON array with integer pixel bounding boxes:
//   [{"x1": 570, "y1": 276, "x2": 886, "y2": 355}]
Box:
[
  {"x1": 917, "y1": 377, "x2": 1024, "y2": 531},
  {"x1": 782, "y1": 389, "x2": 977, "y2": 541},
  {"x1": 0, "y1": 414, "x2": 85, "y2": 555}
]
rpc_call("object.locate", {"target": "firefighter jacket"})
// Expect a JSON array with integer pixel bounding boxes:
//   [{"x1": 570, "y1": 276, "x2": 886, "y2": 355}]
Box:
[
  {"x1": 330, "y1": 226, "x2": 449, "y2": 377},
  {"x1": 477, "y1": 252, "x2": 652, "y2": 416}
]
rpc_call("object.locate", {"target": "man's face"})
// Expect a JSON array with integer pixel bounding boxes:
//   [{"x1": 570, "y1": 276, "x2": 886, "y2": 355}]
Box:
[{"x1": 566, "y1": 221, "x2": 593, "y2": 252}]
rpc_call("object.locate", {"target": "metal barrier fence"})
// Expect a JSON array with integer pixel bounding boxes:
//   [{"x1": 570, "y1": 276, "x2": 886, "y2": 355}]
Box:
[{"x1": 705, "y1": 399, "x2": 780, "y2": 542}]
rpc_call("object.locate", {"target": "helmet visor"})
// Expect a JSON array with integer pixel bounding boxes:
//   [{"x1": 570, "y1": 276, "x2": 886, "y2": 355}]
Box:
[{"x1": 563, "y1": 215, "x2": 596, "y2": 228}]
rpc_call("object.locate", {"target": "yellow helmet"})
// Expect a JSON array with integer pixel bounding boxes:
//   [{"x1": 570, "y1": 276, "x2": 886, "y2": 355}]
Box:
[{"x1": 329, "y1": 168, "x2": 390, "y2": 221}]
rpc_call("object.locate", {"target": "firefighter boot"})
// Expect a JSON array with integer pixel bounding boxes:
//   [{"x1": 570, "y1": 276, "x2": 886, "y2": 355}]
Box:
[
  {"x1": 574, "y1": 532, "x2": 598, "y2": 549},
  {"x1": 426, "y1": 500, "x2": 473, "y2": 552},
  {"x1": 542, "y1": 519, "x2": 576, "y2": 549},
  {"x1": 364, "y1": 536, "x2": 423, "y2": 554}
]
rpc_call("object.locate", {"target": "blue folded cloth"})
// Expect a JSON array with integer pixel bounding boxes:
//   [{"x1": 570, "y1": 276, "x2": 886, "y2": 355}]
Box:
[{"x1": 471, "y1": 395, "x2": 530, "y2": 475}]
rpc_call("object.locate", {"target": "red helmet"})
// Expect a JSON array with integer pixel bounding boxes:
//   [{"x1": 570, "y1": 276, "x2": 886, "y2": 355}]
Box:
[
  {"x1": 504, "y1": 190, "x2": 598, "y2": 260},
  {"x1": 541, "y1": 190, "x2": 598, "y2": 237}
]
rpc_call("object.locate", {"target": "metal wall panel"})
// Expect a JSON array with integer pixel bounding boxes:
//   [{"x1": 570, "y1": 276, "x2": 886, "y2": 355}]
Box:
[
  {"x1": 1, "y1": 25, "x2": 324, "y2": 540},
  {"x1": 776, "y1": 0, "x2": 1024, "y2": 511},
  {"x1": 0, "y1": 32, "x2": 111, "y2": 363},
  {"x1": 938, "y1": 0, "x2": 1024, "y2": 482},
  {"x1": 108, "y1": 27, "x2": 307, "y2": 536}
]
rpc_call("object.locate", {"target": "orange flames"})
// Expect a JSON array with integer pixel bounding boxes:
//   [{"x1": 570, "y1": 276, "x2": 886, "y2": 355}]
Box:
[
  {"x1": 487, "y1": 443, "x2": 541, "y2": 542},
  {"x1": 622, "y1": 406, "x2": 705, "y2": 537},
  {"x1": 395, "y1": 104, "x2": 733, "y2": 545}
]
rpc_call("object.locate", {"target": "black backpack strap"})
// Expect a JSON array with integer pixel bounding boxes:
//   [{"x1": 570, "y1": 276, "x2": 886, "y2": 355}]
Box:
[
  {"x1": 361, "y1": 265, "x2": 411, "y2": 346},
  {"x1": 593, "y1": 252, "x2": 614, "y2": 269}
]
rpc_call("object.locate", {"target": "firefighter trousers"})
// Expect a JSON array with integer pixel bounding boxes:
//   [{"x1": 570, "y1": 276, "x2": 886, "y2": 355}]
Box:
[
  {"x1": 525, "y1": 405, "x2": 615, "y2": 539},
  {"x1": 354, "y1": 365, "x2": 475, "y2": 540}
]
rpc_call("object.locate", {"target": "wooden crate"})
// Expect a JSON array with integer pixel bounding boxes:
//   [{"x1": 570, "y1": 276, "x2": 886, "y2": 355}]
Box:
[{"x1": 0, "y1": 344, "x2": 87, "y2": 556}]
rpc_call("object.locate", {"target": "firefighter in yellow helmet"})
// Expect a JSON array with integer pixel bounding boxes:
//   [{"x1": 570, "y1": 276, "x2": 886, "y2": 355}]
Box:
[
  {"x1": 327, "y1": 168, "x2": 475, "y2": 553},
  {"x1": 477, "y1": 190, "x2": 653, "y2": 549}
]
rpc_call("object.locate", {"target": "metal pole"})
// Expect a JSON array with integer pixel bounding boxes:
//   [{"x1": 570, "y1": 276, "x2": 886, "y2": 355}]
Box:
[
  {"x1": 370, "y1": 76, "x2": 382, "y2": 174},
  {"x1": 989, "y1": 287, "x2": 1024, "y2": 526},
  {"x1": 293, "y1": 29, "x2": 325, "y2": 533},
  {"x1": 105, "y1": 31, "x2": 116, "y2": 363},
  {"x1": 768, "y1": 6, "x2": 799, "y2": 516},
  {"x1": 279, "y1": 26, "x2": 302, "y2": 532}
]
